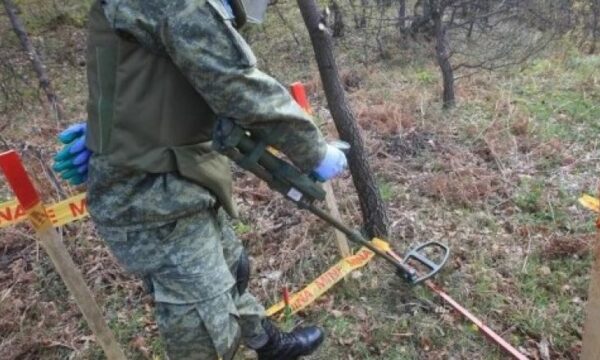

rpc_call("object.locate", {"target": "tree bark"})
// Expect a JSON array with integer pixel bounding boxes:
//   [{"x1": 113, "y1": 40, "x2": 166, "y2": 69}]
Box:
[
  {"x1": 297, "y1": 0, "x2": 389, "y2": 238},
  {"x1": 330, "y1": 0, "x2": 345, "y2": 38},
  {"x1": 432, "y1": 5, "x2": 455, "y2": 108},
  {"x1": 589, "y1": 0, "x2": 599, "y2": 54},
  {"x1": 2, "y1": 0, "x2": 65, "y2": 123},
  {"x1": 398, "y1": 0, "x2": 407, "y2": 32}
]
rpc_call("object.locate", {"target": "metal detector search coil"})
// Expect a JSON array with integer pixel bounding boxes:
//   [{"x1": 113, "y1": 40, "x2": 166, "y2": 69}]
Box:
[{"x1": 401, "y1": 241, "x2": 450, "y2": 284}]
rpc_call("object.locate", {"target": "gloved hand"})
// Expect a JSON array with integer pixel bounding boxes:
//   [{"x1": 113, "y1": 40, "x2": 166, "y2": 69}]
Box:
[
  {"x1": 311, "y1": 144, "x2": 348, "y2": 182},
  {"x1": 53, "y1": 122, "x2": 91, "y2": 185}
]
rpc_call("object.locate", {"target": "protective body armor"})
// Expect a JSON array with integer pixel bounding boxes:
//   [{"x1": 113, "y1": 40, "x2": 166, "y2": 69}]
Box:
[{"x1": 85, "y1": 1, "x2": 236, "y2": 216}]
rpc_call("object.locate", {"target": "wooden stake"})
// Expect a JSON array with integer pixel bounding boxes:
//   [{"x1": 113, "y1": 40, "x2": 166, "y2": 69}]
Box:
[
  {"x1": 582, "y1": 235, "x2": 600, "y2": 360},
  {"x1": 323, "y1": 182, "x2": 351, "y2": 257},
  {"x1": 289, "y1": 82, "x2": 351, "y2": 257},
  {"x1": 0, "y1": 151, "x2": 126, "y2": 360}
]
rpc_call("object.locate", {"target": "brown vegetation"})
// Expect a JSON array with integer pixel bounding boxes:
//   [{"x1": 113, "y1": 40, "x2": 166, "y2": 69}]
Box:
[{"x1": 1, "y1": 1, "x2": 599, "y2": 359}]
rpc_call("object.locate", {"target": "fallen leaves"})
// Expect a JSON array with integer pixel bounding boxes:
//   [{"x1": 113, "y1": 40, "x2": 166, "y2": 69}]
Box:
[{"x1": 129, "y1": 335, "x2": 151, "y2": 359}]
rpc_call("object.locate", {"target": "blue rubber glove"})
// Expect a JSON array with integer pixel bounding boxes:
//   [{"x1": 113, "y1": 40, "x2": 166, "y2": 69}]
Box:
[
  {"x1": 53, "y1": 122, "x2": 91, "y2": 185},
  {"x1": 311, "y1": 144, "x2": 348, "y2": 182}
]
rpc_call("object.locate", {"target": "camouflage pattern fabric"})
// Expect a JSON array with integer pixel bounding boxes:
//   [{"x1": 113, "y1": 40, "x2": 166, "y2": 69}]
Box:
[
  {"x1": 86, "y1": 0, "x2": 329, "y2": 357},
  {"x1": 95, "y1": 203, "x2": 266, "y2": 359},
  {"x1": 87, "y1": 156, "x2": 218, "y2": 226},
  {"x1": 215, "y1": 209, "x2": 267, "y2": 346},
  {"x1": 100, "y1": 0, "x2": 327, "y2": 172}
]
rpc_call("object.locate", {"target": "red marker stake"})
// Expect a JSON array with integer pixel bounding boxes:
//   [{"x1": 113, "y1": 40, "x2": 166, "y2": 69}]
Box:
[
  {"x1": 0, "y1": 151, "x2": 126, "y2": 360},
  {"x1": 290, "y1": 81, "x2": 312, "y2": 114},
  {"x1": 289, "y1": 82, "x2": 352, "y2": 258},
  {"x1": 283, "y1": 286, "x2": 292, "y2": 322}
]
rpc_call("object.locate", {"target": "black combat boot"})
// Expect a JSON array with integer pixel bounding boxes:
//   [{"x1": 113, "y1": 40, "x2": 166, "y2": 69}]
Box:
[{"x1": 256, "y1": 320, "x2": 325, "y2": 360}]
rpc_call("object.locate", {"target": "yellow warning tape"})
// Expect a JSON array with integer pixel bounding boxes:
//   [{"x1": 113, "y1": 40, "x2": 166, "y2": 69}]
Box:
[
  {"x1": 27, "y1": 202, "x2": 53, "y2": 232},
  {"x1": 266, "y1": 239, "x2": 389, "y2": 316},
  {"x1": 579, "y1": 194, "x2": 600, "y2": 213},
  {"x1": 1, "y1": 192, "x2": 387, "y2": 317},
  {"x1": 0, "y1": 193, "x2": 88, "y2": 228}
]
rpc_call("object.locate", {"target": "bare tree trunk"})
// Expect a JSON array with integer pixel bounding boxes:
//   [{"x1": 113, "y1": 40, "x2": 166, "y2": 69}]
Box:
[
  {"x1": 432, "y1": 5, "x2": 455, "y2": 108},
  {"x1": 2, "y1": 0, "x2": 65, "y2": 124},
  {"x1": 273, "y1": 4, "x2": 302, "y2": 47},
  {"x1": 359, "y1": 0, "x2": 368, "y2": 28},
  {"x1": 375, "y1": 2, "x2": 388, "y2": 58},
  {"x1": 590, "y1": 0, "x2": 599, "y2": 54},
  {"x1": 411, "y1": 0, "x2": 433, "y2": 37},
  {"x1": 348, "y1": 0, "x2": 360, "y2": 28},
  {"x1": 330, "y1": 0, "x2": 345, "y2": 38},
  {"x1": 397, "y1": 0, "x2": 407, "y2": 32},
  {"x1": 466, "y1": 20, "x2": 475, "y2": 39},
  {"x1": 297, "y1": 0, "x2": 389, "y2": 239}
]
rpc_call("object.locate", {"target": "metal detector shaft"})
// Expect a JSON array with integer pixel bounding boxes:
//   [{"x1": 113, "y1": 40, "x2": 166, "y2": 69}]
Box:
[
  {"x1": 296, "y1": 200, "x2": 418, "y2": 281},
  {"x1": 220, "y1": 144, "x2": 418, "y2": 280},
  {"x1": 213, "y1": 119, "x2": 418, "y2": 281}
]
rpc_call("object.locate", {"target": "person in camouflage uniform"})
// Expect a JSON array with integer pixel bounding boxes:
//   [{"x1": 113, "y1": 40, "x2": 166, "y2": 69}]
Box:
[{"x1": 54, "y1": 0, "x2": 348, "y2": 359}]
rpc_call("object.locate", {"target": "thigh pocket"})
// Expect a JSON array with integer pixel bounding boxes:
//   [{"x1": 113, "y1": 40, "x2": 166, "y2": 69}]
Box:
[
  {"x1": 149, "y1": 213, "x2": 236, "y2": 304},
  {"x1": 96, "y1": 221, "x2": 179, "y2": 274},
  {"x1": 151, "y1": 269, "x2": 235, "y2": 304}
]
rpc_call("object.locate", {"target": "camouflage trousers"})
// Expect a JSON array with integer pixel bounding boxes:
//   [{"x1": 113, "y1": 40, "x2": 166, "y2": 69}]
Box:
[{"x1": 96, "y1": 209, "x2": 267, "y2": 359}]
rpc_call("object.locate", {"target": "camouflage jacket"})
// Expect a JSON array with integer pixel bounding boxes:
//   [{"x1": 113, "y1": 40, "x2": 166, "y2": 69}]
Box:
[
  {"x1": 99, "y1": 0, "x2": 326, "y2": 169},
  {"x1": 87, "y1": 0, "x2": 326, "y2": 226}
]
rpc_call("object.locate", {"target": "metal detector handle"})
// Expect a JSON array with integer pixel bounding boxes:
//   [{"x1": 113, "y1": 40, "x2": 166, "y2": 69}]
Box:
[
  {"x1": 402, "y1": 241, "x2": 450, "y2": 284},
  {"x1": 213, "y1": 117, "x2": 326, "y2": 202}
]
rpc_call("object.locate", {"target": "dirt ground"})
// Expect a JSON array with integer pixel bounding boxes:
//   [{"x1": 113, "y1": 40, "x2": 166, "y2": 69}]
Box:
[{"x1": 1, "y1": 2, "x2": 599, "y2": 359}]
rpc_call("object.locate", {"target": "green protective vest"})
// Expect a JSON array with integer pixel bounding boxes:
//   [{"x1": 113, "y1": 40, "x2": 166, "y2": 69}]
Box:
[{"x1": 85, "y1": 1, "x2": 237, "y2": 217}]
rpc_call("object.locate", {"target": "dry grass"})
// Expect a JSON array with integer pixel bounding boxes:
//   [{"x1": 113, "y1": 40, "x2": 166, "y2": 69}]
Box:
[
  {"x1": 418, "y1": 169, "x2": 503, "y2": 207},
  {"x1": 1, "y1": 3, "x2": 600, "y2": 359}
]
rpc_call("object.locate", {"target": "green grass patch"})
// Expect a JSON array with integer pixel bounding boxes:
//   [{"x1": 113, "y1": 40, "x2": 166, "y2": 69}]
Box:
[
  {"x1": 14, "y1": 0, "x2": 92, "y2": 33},
  {"x1": 513, "y1": 179, "x2": 573, "y2": 228},
  {"x1": 378, "y1": 180, "x2": 396, "y2": 202},
  {"x1": 514, "y1": 55, "x2": 600, "y2": 142},
  {"x1": 234, "y1": 221, "x2": 253, "y2": 235},
  {"x1": 513, "y1": 178, "x2": 545, "y2": 214},
  {"x1": 415, "y1": 69, "x2": 436, "y2": 85},
  {"x1": 512, "y1": 256, "x2": 589, "y2": 350}
]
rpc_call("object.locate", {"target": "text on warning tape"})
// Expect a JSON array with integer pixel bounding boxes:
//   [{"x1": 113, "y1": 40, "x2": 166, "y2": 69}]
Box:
[{"x1": 0, "y1": 193, "x2": 88, "y2": 228}]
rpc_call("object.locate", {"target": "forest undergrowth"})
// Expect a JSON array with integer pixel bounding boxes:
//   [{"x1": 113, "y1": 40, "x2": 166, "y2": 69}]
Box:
[{"x1": 1, "y1": 1, "x2": 599, "y2": 359}]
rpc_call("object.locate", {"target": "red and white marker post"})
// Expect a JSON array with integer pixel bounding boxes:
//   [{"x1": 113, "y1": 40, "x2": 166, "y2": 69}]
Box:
[
  {"x1": 289, "y1": 82, "x2": 351, "y2": 257},
  {"x1": 0, "y1": 150, "x2": 126, "y2": 360}
]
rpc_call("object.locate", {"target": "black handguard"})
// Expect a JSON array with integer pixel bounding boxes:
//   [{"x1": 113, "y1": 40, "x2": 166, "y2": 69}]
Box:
[{"x1": 212, "y1": 117, "x2": 326, "y2": 204}]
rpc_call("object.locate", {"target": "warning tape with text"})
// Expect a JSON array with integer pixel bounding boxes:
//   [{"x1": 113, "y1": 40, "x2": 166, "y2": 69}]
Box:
[
  {"x1": 266, "y1": 244, "x2": 379, "y2": 316},
  {"x1": 0, "y1": 192, "x2": 382, "y2": 316},
  {"x1": 0, "y1": 193, "x2": 88, "y2": 228}
]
